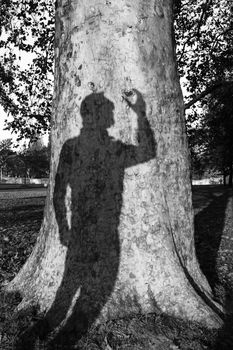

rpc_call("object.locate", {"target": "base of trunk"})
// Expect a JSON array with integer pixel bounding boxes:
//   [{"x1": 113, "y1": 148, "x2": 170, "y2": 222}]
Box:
[{"x1": 4, "y1": 234, "x2": 223, "y2": 335}]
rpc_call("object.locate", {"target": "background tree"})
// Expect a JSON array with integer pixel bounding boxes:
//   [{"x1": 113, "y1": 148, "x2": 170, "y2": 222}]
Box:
[
  {"x1": 0, "y1": 0, "x2": 54, "y2": 140},
  {"x1": 186, "y1": 124, "x2": 208, "y2": 180},
  {"x1": 198, "y1": 86, "x2": 233, "y2": 186},
  {"x1": 174, "y1": 0, "x2": 233, "y2": 182},
  {"x1": 0, "y1": 137, "x2": 49, "y2": 179},
  {"x1": 175, "y1": 0, "x2": 233, "y2": 107},
  {"x1": 21, "y1": 144, "x2": 50, "y2": 178},
  {"x1": 4, "y1": 154, "x2": 26, "y2": 178},
  {"x1": 0, "y1": 138, "x2": 15, "y2": 178}
]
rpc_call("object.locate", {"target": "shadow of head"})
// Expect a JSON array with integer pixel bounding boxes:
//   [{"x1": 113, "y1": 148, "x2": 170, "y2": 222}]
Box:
[{"x1": 80, "y1": 93, "x2": 115, "y2": 129}]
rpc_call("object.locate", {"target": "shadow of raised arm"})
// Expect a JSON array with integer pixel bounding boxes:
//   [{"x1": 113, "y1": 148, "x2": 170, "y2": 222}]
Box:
[{"x1": 123, "y1": 89, "x2": 156, "y2": 168}]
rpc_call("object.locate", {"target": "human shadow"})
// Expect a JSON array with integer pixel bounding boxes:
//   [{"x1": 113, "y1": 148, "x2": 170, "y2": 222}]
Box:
[{"x1": 36, "y1": 90, "x2": 156, "y2": 347}]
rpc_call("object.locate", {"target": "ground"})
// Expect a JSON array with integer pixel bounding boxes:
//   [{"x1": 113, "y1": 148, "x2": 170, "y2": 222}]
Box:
[{"x1": 0, "y1": 185, "x2": 232, "y2": 349}]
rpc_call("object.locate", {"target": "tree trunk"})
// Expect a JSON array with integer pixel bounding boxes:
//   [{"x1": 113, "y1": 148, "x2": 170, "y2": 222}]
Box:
[{"x1": 5, "y1": 0, "x2": 222, "y2": 341}]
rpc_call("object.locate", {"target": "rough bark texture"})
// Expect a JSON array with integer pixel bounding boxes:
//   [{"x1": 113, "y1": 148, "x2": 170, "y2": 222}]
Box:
[{"x1": 5, "y1": 0, "x2": 223, "y2": 339}]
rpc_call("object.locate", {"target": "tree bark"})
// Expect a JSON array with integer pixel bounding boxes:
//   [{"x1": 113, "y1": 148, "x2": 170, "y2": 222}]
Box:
[{"x1": 5, "y1": 0, "x2": 223, "y2": 341}]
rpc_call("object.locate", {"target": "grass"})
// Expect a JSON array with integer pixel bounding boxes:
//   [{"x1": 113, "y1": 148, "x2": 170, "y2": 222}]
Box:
[{"x1": 0, "y1": 185, "x2": 232, "y2": 349}]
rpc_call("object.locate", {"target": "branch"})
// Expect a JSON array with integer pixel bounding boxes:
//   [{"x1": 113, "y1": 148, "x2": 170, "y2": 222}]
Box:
[
  {"x1": 184, "y1": 81, "x2": 233, "y2": 110},
  {"x1": 196, "y1": 0, "x2": 212, "y2": 38}
]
